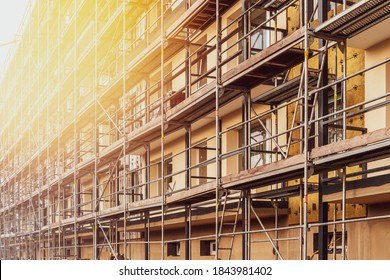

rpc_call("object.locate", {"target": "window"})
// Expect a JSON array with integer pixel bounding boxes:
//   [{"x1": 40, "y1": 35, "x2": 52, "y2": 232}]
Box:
[
  {"x1": 136, "y1": 12, "x2": 146, "y2": 41},
  {"x1": 237, "y1": 117, "x2": 272, "y2": 170},
  {"x1": 328, "y1": 89, "x2": 343, "y2": 143},
  {"x1": 191, "y1": 141, "x2": 210, "y2": 186},
  {"x1": 191, "y1": 36, "x2": 207, "y2": 89},
  {"x1": 167, "y1": 242, "x2": 180, "y2": 256},
  {"x1": 66, "y1": 140, "x2": 73, "y2": 154},
  {"x1": 165, "y1": 157, "x2": 173, "y2": 193},
  {"x1": 197, "y1": 47, "x2": 208, "y2": 87},
  {"x1": 153, "y1": 157, "x2": 173, "y2": 196},
  {"x1": 250, "y1": 8, "x2": 272, "y2": 55},
  {"x1": 251, "y1": 32, "x2": 264, "y2": 50},
  {"x1": 130, "y1": 81, "x2": 147, "y2": 128},
  {"x1": 129, "y1": 155, "x2": 141, "y2": 171},
  {"x1": 149, "y1": 2, "x2": 161, "y2": 32},
  {"x1": 198, "y1": 144, "x2": 207, "y2": 185},
  {"x1": 250, "y1": 10, "x2": 267, "y2": 51},
  {"x1": 250, "y1": 119, "x2": 271, "y2": 168},
  {"x1": 200, "y1": 240, "x2": 216, "y2": 256}
]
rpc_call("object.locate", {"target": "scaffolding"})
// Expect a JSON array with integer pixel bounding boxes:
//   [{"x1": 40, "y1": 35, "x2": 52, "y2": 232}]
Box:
[{"x1": 0, "y1": 0, "x2": 390, "y2": 260}]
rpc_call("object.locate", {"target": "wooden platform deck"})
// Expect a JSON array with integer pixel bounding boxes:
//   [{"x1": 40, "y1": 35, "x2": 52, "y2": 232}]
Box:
[
  {"x1": 167, "y1": 28, "x2": 306, "y2": 122},
  {"x1": 222, "y1": 28, "x2": 305, "y2": 88},
  {"x1": 314, "y1": 0, "x2": 390, "y2": 39},
  {"x1": 168, "y1": 127, "x2": 390, "y2": 206},
  {"x1": 311, "y1": 127, "x2": 390, "y2": 168},
  {"x1": 166, "y1": 0, "x2": 235, "y2": 40}
]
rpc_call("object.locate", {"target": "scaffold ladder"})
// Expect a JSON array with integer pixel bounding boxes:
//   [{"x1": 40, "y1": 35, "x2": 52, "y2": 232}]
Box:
[{"x1": 217, "y1": 189, "x2": 242, "y2": 260}]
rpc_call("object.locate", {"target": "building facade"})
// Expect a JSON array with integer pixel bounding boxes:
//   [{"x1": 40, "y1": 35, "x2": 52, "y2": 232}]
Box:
[{"x1": 0, "y1": 0, "x2": 390, "y2": 260}]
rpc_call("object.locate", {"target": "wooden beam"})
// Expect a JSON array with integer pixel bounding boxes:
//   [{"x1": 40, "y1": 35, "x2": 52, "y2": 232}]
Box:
[
  {"x1": 166, "y1": 182, "x2": 215, "y2": 205},
  {"x1": 311, "y1": 127, "x2": 390, "y2": 159},
  {"x1": 222, "y1": 154, "x2": 305, "y2": 187}
]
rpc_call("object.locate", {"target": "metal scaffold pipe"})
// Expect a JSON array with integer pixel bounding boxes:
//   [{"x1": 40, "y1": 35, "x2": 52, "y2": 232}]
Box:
[
  {"x1": 215, "y1": 0, "x2": 221, "y2": 261},
  {"x1": 160, "y1": 0, "x2": 165, "y2": 260},
  {"x1": 303, "y1": 0, "x2": 309, "y2": 261}
]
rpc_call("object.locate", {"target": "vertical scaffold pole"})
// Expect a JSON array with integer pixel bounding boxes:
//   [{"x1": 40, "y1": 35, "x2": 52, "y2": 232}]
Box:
[
  {"x1": 122, "y1": 0, "x2": 128, "y2": 260},
  {"x1": 318, "y1": 0, "x2": 329, "y2": 260},
  {"x1": 73, "y1": 1, "x2": 78, "y2": 259},
  {"x1": 57, "y1": 0, "x2": 63, "y2": 261},
  {"x1": 185, "y1": 123, "x2": 191, "y2": 259},
  {"x1": 242, "y1": 91, "x2": 250, "y2": 260},
  {"x1": 93, "y1": 0, "x2": 98, "y2": 261},
  {"x1": 303, "y1": 0, "x2": 309, "y2": 260},
  {"x1": 215, "y1": 0, "x2": 221, "y2": 261},
  {"x1": 341, "y1": 168, "x2": 346, "y2": 260},
  {"x1": 241, "y1": 0, "x2": 249, "y2": 259},
  {"x1": 145, "y1": 144, "x2": 150, "y2": 260},
  {"x1": 45, "y1": 0, "x2": 50, "y2": 261},
  {"x1": 341, "y1": 38, "x2": 347, "y2": 260},
  {"x1": 160, "y1": 0, "x2": 165, "y2": 260},
  {"x1": 37, "y1": 0, "x2": 42, "y2": 260}
]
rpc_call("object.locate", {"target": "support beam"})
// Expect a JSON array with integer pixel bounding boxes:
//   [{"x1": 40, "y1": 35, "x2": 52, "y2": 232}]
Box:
[
  {"x1": 185, "y1": 204, "x2": 191, "y2": 260},
  {"x1": 144, "y1": 211, "x2": 150, "y2": 260},
  {"x1": 185, "y1": 124, "x2": 191, "y2": 190},
  {"x1": 317, "y1": 0, "x2": 329, "y2": 261},
  {"x1": 241, "y1": 90, "x2": 250, "y2": 260},
  {"x1": 215, "y1": 0, "x2": 222, "y2": 261}
]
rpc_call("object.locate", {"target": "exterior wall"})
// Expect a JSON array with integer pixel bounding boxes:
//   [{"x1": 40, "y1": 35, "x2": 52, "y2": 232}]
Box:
[
  {"x1": 347, "y1": 203, "x2": 390, "y2": 260},
  {"x1": 365, "y1": 38, "x2": 390, "y2": 132},
  {"x1": 119, "y1": 217, "x2": 300, "y2": 260},
  {"x1": 365, "y1": 37, "x2": 390, "y2": 176},
  {"x1": 1, "y1": 0, "x2": 390, "y2": 261}
]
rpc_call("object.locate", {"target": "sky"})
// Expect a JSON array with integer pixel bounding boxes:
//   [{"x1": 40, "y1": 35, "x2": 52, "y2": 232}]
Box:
[{"x1": 0, "y1": 0, "x2": 30, "y2": 75}]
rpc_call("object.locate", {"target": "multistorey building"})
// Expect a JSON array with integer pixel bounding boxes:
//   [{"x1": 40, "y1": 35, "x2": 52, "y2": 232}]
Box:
[{"x1": 0, "y1": 0, "x2": 389, "y2": 260}]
